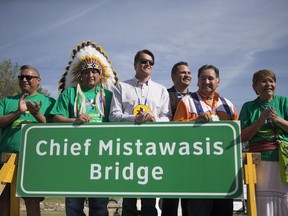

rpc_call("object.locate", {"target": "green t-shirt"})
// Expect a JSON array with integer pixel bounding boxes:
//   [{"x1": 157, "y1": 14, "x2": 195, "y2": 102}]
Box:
[
  {"x1": 0, "y1": 93, "x2": 55, "y2": 154},
  {"x1": 50, "y1": 85, "x2": 112, "y2": 123},
  {"x1": 239, "y1": 95, "x2": 288, "y2": 161}
]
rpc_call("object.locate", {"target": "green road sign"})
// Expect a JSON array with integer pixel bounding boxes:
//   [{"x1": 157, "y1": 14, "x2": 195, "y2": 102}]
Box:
[{"x1": 17, "y1": 121, "x2": 242, "y2": 198}]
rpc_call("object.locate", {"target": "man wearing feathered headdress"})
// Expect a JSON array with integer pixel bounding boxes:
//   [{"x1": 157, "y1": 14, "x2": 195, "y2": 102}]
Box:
[{"x1": 50, "y1": 41, "x2": 118, "y2": 215}]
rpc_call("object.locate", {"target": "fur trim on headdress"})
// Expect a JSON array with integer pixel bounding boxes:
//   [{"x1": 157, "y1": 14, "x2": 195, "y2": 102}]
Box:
[{"x1": 59, "y1": 40, "x2": 119, "y2": 93}]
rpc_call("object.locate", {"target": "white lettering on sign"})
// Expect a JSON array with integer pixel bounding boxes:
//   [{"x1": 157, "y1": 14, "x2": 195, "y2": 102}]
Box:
[
  {"x1": 98, "y1": 137, "x2": 223, "y2": 156},
  {"x1": 34, "y1": 137, "x2": 223, "y2": 157},
  {"x1": 90, "y1": 162, "x2": 163, "y2": 185},
  {"x1": 36, "y1": 139, "x2": 91, "y2": 156}
]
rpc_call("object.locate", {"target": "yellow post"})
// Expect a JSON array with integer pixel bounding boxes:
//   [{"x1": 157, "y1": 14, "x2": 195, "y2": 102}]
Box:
[
  {"x1": 0, "y1": 153, "x2": 20, "y2": 215},
  {"x1": 11, "y1": 163, "x2": 20, "y2": 216},
  {"x1": 243, "y1": 152, "x2": 259, "y2": 216},
  {"x1": 0, "y1": 153, "x2": 16, "y2": 185}
]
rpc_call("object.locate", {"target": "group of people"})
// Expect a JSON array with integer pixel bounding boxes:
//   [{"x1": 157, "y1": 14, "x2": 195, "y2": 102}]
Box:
[{"x1": 0, "y1": 40, "x2": 288, "y2": 216}]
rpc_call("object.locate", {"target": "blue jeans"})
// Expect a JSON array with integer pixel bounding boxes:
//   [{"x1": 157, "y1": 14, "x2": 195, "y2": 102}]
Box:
[{"x1": 65, "y1": 197, "x2": 109, "y2": 216}]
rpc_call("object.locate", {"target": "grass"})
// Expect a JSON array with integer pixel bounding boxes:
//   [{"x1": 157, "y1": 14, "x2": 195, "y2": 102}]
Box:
[
  {"x1": 20, "y1": 197, "x2": 121, "y2": 216},
  {"x1": 20, "y1": 197, "x2": 65, "y2": 216},
  {"x1": 19, "y1": 197, "x2": 246, "y2": 215}
]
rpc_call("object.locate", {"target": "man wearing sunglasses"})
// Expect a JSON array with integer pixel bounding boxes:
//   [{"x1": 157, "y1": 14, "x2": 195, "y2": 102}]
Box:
[
  {"x1": 109, "y1": 49, "x2": 172, "y2": 216},
  {"x1": 0, "y1": 65, "x2": 55, "y2": 216}
]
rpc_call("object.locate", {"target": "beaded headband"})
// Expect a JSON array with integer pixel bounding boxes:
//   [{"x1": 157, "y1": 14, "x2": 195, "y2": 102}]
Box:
[{"x1": 59, "y1": 40, "x2": 119, "y2": 93}]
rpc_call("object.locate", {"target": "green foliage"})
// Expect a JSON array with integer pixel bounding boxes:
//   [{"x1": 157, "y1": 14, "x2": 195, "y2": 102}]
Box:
[
  {"x1": 0, "y1": 59, "x2": 21, "y2": 99},
  {"x1": 0, "y1": 59, "x2": 50, "y2": 99},
  {"x1": 38, "y1": 87, "x2": 51, "y2": 97}
]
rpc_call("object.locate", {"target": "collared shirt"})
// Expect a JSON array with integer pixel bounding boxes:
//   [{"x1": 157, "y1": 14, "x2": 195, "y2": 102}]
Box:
[
  {"x1": 167, "y1": 86, "x2": 190, "y2": 117},
  {"x1": 173, "y1": 91, "x2": 238, "y2": 121},
  {"x1": 109, "y1": 77, "x2": 172, "y2": 122}
]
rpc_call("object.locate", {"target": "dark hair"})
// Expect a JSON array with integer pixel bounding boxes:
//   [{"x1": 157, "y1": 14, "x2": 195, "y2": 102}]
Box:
[
  {"x1": 20, "y1": 65, "x2": 40, "y2": 77},
  {"x1": 198, "y1": 64, "x2": 219, "y2": 78},
  {"x1": 134, "y1": 49, "x2": 155, "y2": 64},
  {"x1": 171, "y1": 61, "x2": 189, "y2": 76},
  {"x1": 253, "y1": 69, "x2": 276, "y2": 85}
]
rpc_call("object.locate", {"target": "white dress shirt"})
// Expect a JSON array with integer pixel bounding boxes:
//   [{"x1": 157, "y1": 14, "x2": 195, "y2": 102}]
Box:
[{"x1": 109, "y1": 77, "x2": 172, "y2": 122}]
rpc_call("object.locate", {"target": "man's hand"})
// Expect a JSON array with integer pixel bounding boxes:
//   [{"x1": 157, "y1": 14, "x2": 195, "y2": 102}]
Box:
[
  {"x1": 26, "y1": 100, "x2": 42, "y2": 115},
  {"x1": 74, "y1": 113, "x2": 92, "y2": 124},
  {"x1": 18, "y1": 93, "x2": 29, "y2": 113},
  {"x1": 195, "y1": 113, "x2": 212, "y2": 122},
  {"x1": 134, "y1": 111, "x2": 156, "y2": 122}
]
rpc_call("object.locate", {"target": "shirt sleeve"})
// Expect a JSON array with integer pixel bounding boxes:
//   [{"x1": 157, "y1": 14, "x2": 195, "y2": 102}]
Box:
[
  {"x1": 156, "y1": 88, "x2": 172, "y2": 122},
  {"x1": 238, "y1": 102, "x2": 250, "y2": 129},
  {"x1": 43, "y1": 96, "x2": 56, "y2": 122},
  {"x1": 0, "y1": 98, "x2": 5, "y2": 116},
  {"x1": 50, "y1": 90, "x2": 71, "y2": 118},
  {"x1": 109, "y1": 84, "x2": 135, "y2": 122}
]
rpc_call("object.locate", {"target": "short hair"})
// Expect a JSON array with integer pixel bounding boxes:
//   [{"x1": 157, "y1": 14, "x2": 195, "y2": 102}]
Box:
[
  {"x1": 134, "y1": 49, "x2": 155, "y2": 64},
  {"x1": 252, "y1": 69, "x2": 276, "y2": 85},
  {"x1": 20, "y1": 65, "x2": 40, "y2": 77},
  {"x1": 171, "y1": 61, "x2": 189, "y2": 76},
  {"x1": 198, "y1": 64, "x2": 219, "y2": 78}
]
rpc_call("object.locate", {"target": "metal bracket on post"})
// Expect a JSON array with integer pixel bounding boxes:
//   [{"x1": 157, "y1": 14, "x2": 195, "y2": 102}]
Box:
[{"x1": 243, "y1": 152, "x2": 260, "y2": 216}]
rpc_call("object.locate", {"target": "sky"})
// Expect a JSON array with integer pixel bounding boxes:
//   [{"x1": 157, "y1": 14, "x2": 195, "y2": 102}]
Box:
[{"x1": 0, "y1": 0, "x2": 288, "y2": 112}]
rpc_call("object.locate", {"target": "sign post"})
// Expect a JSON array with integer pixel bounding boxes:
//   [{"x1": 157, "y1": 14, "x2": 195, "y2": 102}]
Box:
[
  {"x1": 17, "y1": 121, "x2": 242, "y2": 198},
  {"x1": 243, "y1": 152, "x2": 260, "y2": 216},
  {"x1": 0, "y1": 153, "x2": 20, "y2": 216}
]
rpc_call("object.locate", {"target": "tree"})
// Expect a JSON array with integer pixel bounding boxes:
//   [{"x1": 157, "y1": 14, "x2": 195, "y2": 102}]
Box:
[
  {"x1": 0, "y1": 59, "x2": 20, "y2": 99},
  {"x1": 0, "y1": 59, "x2": 50, "y2": 99}
]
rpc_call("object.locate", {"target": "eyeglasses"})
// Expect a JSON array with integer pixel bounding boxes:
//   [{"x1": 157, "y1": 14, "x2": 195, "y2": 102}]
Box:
[
  {"x1": 139, "y1": 58, "x2": 154, "y2": 66},
  {"x1": 18, "y1": 75, "x2": 39, "y2": 81}
]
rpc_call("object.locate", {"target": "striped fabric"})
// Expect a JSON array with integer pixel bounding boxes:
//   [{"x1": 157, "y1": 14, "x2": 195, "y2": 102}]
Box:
[{"x1": 173, "y1": 91, "x2": 238, "y2": 121}]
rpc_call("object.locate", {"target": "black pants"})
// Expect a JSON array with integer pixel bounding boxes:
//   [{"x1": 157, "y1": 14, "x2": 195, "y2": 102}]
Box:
[
  {"x1": 122, "y1": 198, "x2": 157, "y2": 216},
  {"x1": 187, "y1": 198, "x2": 233, "y2": 216},
  {"x1": 161, "y1": 198, "x2": 188, "y2": 216},
  {"x1": 65, "y1": 197, "x2": 108, "y2": 216}
]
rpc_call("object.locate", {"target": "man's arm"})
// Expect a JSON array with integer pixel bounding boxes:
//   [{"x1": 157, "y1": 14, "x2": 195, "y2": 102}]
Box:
[
  {"x1": 156, "y1": 89, "x2": 172, "y2": 122},
  {"x1": 109, "y1": 84, "x2": 134, "y2": 122},
  {"x1": 0, "y1": 94, "x2": 29, "y2": 127},
  {"x1": 0, "y1": 110, "x2": 22, "y2": 128},
  {"x1": 53, "y1": 113, "x2": 91, "y2": 124}
]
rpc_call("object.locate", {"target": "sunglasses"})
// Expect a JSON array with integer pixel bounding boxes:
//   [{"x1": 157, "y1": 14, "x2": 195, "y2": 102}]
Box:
[
  {"x1": 18, "y1": 75, "x2": 39, "y2": 81},
  {"x1": 139, "y1": 58, "x2": 154, "y2": 66}
]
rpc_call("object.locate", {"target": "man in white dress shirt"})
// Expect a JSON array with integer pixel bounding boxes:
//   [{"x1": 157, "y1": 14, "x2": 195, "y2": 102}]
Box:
[{"x1": 109, "y1": 49, "x2": 172, "y2": 216}]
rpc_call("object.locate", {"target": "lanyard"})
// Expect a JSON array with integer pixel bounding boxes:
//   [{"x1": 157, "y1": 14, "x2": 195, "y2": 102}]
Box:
[
  {"x1": 134, "y1": 82, "x2": 149, "y2": 105},
  {"x1": 190, "y1": 92, "x2": 233, "y2": 119}
]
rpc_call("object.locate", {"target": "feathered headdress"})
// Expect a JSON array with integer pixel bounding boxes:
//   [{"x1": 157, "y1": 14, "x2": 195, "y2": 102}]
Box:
[
  {"x1": 58, "y1": 40, "x2": 119, "y2": 117},
  {"x1": 59, "y1": 40, "x2": 119, "y2": 93}
]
